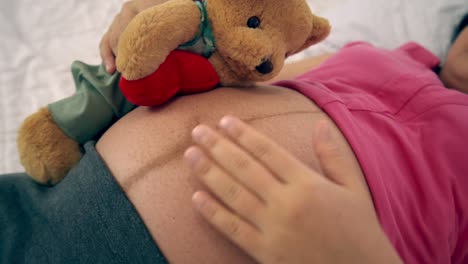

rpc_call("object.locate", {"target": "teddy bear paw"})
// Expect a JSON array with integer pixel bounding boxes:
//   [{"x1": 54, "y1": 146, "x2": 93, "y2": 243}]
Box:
[{"x1": 17, "y1": 107, "x2": 82, "y2": 185}]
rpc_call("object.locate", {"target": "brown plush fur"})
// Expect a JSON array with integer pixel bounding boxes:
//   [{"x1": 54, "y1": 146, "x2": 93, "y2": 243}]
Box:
[
  {"x1": 206, "y1": 0, "x2": 330, "y2": 85},
  {"x1": 17, "y1": 0, "x2": 330, "y2": 184},
  {"x1": 17, "y1": 108, "x2": 82, "y2": 185},
  {"x1": 117, "y1": 0, "x2": 200, "y2": 80},
  {"x1": 118, "y1": 0, "x2": 331, "y2": 84}
]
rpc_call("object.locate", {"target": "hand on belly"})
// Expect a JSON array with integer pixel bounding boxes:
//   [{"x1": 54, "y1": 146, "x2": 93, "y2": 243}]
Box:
[{"x1": 96, "y1": 85, "x2": 369, "y2": 263}]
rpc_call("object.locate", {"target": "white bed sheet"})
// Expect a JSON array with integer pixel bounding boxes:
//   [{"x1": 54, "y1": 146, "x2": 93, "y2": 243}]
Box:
[
  {"x1": 0, "y1": 0, "x2": 127, "y2": 174},
  {"x1": 290, "y1": 0, "x2": 468, "y2": 62},
  {"x1": 1, "y1": 0, "x2": 467, "y2": 174}
]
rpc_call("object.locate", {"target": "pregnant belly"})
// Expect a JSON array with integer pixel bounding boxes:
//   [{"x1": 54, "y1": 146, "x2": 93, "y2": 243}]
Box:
[{"x1": 96, "y1": 84, "x2": 368, "y2": 263}]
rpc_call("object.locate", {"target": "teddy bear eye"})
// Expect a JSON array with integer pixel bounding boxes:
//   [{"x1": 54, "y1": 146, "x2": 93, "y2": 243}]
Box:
[{"x1": 247, "y1": 16, "x2": 261, "y2": 29}]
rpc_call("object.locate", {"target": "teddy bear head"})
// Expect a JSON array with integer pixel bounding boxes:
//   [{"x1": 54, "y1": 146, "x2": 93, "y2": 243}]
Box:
[
  {"x1": 116, "y1": 0, "x2": 330, "y2": 87},
  {"x1": 206, "y1": 0, "x2": 331, "y2": 86}
]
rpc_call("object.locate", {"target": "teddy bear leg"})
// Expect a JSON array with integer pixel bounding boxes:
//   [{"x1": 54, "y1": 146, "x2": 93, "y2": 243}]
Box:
[{"x1": 17, "y1": 107, "x2": 82, "y2": 185}]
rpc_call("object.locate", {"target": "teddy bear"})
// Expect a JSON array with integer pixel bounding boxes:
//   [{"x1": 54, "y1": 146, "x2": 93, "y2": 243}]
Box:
[{"x1": 17, "y1": 0, "x2": 331, "y2": 185}]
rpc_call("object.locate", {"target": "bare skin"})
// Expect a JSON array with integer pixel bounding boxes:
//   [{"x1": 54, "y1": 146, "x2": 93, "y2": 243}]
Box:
[
  {"x1": 99, "y1": 0, "x2": 169, "y2": 73},
  {"x1": 186, "y1": 116, "x2": 403, "y2": 264},
  {"x1": 440, "y1": 27, "x2": 468, "y2": 94},
  {"x1": 97, "y1": 2, "x2": 466, "y2": 262},
  {"x1": 100, "y1": 1, "x2": 467, "y2": 94},
  {"x1": 96, "y1": 83, "x2": 375, "y2": 263},
  {"x1": 99, "y1": 0, "x2": 334, "y2": 79},
  {"x1": 265, "y1": 53, "x2": 334, "y2": 83},
  {"x1": 183, "y1": 25, "x2": 468, "y2": 263}
]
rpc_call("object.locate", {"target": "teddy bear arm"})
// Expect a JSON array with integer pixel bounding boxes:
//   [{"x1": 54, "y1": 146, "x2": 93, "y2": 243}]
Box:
[{"x1": 116, "y1": 0, "x2": 201, "y2": 80}]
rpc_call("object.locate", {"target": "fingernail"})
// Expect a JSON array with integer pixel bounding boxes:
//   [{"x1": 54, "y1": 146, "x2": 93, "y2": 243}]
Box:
[
  {"x1": 192, "y1": 125, "x2": 207, "y2": 143},
  {"x1": 105, "y1": 64, "x2": 112, "y2": 73},
  {"x1": 219, "y1": 116, "x2": 241, "y2": 136},
  {"x1": 184, "y1": 147, "x2": 203, "y2": 168},
  {"x1": 192, "y1": 125, "x2": 214, "y2": 146},
  {"x1": 192, "y1": 192, "x2": 206, "y2": 210}
]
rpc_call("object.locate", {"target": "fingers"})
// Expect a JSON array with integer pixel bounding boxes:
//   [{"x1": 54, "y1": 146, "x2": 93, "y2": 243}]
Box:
[
  {"x1": 191, "y1": 125, "x2": 282, "y2": 201},
  {"x1": 218, "y1": 116, "x2": 314, "y2": 184},
  {"x1": 99, "y1": 1, "x2": 139, "y2": 74},
  {"x1": 185, "y1": 147, "x2": 266, "y2": 226},
  {"x1": 313, "y1": 120, "x2": 365, "y2": 189},
  {"x1": 99, "y1": 33, "x2": 116, "y2": 74},
  {"x1": 191, "y1": 191, "x2": 263, "y2": 261}
]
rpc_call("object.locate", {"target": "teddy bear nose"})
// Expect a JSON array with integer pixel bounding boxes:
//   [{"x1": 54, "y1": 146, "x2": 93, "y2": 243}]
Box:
[{"x1": 256, "y1": 59, "x2": 274, "y2": 75}]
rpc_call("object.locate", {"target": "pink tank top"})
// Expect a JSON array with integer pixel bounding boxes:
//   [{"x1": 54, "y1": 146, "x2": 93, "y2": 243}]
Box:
[{"x1": 276, "y1": 42, "x2": 468, "y2": 264}]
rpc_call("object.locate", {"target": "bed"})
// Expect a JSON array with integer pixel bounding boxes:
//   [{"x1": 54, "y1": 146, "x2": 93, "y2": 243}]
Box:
[{"x1": 1, "y1": 0, "x2": 467, "y2": 174}]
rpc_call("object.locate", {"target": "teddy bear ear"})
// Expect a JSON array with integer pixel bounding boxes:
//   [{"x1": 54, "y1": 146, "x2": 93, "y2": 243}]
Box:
[{"x1": 296, "y1": 15, "x2": 331, "y2": 53}]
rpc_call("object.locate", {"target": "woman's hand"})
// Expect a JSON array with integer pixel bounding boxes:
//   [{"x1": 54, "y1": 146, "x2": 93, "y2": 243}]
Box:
[
  {"x1": 100, "y1": 0, "x2": 169, "y2": 73},
  {"x1": 185, "y1": 116, "x2": 402, "y2": 264}
]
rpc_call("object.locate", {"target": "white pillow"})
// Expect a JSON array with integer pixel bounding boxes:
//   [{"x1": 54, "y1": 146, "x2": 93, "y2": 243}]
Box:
[{"x1": 291, "y1": 0, "x2": 468, "y2": 63}]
